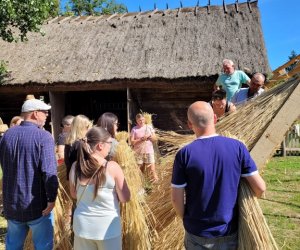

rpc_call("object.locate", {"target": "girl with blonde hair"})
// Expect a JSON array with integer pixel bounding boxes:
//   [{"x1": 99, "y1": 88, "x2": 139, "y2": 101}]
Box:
[{"x1": 64, "y1": 114, "x2": 93, "y2": 180}]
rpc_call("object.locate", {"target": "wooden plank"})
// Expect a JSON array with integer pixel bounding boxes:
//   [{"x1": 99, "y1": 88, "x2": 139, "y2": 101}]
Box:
[{"x1": 250, "y1": 79, "x2": 300, "y2": 169}]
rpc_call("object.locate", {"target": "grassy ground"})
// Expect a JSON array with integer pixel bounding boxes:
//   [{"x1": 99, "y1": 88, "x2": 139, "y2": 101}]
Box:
[
  {"x1": 259, "y1": 156, "x2": 300, "y2": 249},
  {"x1": 0, "y1": 156, "x2": 299, "y2": 249}
]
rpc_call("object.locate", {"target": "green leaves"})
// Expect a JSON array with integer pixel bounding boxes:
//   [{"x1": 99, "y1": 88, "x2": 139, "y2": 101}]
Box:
[
  {"x1": 0, "y1": 60, "x2": 8, "y2": 84},
  {"x1": 69, "y1": 0, "x2": 126, "y2": 16},
  {"x1": 0, "y1": 0, "x2": 58, "y2": 42}
]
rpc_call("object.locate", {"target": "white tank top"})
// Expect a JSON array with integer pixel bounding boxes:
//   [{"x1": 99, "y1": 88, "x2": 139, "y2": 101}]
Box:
[{"x1": 73, "y1": 173, "x2": 121, "y2": 240}]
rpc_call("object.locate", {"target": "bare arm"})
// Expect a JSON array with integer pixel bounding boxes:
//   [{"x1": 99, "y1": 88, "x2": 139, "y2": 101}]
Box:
[
  {"x1": 69, "y1": 164, "x2": 77, "y2": 199},
  {"x1": 229, "y1": 102, "x2": 236, "y2": 113},
  {"x1": 244, "y1": 173, "x2": 266, "y2": 198},
  {"x1": 109, "y1": 162, "x2": 130, "y2": 203},
  {"x1": 57, "y1": 145, "x2": 65, "y2": 159},
  {"x1": 42, "y1": 202, "x2": 55, "y2": 216},
  {"x1": 171, "y1": 187, "x2": 185, "y2": 219},
  {"x1": 148, "y1": 128, "x2": 157, "y2": 142},
  {"x1": 130, "y1": 132, "x2": 143, "y2": 146}
]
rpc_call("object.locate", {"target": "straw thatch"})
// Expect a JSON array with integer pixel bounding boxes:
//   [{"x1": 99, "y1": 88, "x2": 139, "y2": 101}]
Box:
[
  {"x1": 114, "y1": 140, "x2": 155, "y2": 250},
  {"x1": 0, "y1": 1, "x2": 269, "y2": 90},
  {"x1": 151, "y1": 76, "x2": 300, "y2": 249}
]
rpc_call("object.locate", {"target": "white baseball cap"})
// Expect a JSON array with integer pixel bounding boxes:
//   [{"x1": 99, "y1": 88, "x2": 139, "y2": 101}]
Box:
[{"x1": 21, "y1": 99, "x2": 51, "y2": 113}]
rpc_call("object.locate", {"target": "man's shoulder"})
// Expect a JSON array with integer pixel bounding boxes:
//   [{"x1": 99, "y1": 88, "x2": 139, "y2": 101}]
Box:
[
  {"x1": 234, "y1": 87, "x2": 248, "y2": 96},
  {"x1": 235, "y1": 70, "x2": 250, "y2": 79},
  {"x1": 214, "y1": 135, "x2": 245, "y2": 146}
]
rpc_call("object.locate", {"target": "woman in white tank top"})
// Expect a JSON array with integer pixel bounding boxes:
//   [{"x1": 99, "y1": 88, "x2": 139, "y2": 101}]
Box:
[{"x1": 69, "y1": 127, "x2": 131, "y2": 250}]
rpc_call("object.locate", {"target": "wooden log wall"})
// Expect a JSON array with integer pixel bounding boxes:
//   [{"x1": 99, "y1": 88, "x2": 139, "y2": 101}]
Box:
[{"x1": 130, "y1": 85, "x2": 213, "y2": 131}]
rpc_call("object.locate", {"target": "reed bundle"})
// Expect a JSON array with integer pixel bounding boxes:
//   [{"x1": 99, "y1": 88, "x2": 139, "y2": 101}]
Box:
[
  {"x1": 115, "y1": 131, "x2": 130, "y2": 142},
  {"x1": 142, "y1": 112, "x2": 153, "y2": 125},
  {"x1": 115, "y1": 140, "x2": 155, "y2": 250},
  {"x1": 152, "y1": 79, "x2": 300, "y2": 249},
  {"x1": 146, "y1": 155, "x2": 176, "y2": 232},
  {"x1": 238, "y1": 180, "x2": 278, "y2": 250}
]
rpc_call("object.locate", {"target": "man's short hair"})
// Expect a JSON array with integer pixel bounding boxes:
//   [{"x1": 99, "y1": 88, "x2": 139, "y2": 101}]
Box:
[
  {"x1": 222, "y1": 59, "x2": 234, "y2": 66},
  {"x1": 252, "y1": 72, "x2": 266, "y2": 83}
]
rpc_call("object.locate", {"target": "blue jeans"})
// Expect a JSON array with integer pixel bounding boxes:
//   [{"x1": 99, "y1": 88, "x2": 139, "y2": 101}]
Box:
[
  {"x1": 6, "y1": 212, "x2": 54, "y2": 250},
  {"x1": 184, "y1": 231, "x2": 238, "y2": 250}
]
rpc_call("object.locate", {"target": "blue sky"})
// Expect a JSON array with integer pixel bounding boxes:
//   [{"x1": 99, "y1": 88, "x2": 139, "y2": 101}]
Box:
[{"x1": 61, "y1": 0, "x2": 300, "y2": 70}]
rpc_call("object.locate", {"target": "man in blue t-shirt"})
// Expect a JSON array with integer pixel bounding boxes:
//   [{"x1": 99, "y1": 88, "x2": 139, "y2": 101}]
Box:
[
  {"x1": 171, "y1": 101, "x2": 266, "y2": 249},
  {"x1": 214, "y1": 59, "x2": 250, "y2": 101}
]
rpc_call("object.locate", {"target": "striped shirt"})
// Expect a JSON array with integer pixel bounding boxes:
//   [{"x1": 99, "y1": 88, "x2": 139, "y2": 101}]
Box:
[{"x1": 0, "y1": 121, "x2": 58, "y2": 222}]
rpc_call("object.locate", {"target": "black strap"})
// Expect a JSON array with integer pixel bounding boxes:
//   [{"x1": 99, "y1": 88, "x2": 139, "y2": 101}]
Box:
[{"x1": 225, "y1": 100, "x2": 230, "y2": 113}]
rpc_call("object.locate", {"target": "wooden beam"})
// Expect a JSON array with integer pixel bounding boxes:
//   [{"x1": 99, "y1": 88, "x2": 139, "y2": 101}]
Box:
[{"x1": 250, "y1": 78, "x2": 300, "y2": 169}]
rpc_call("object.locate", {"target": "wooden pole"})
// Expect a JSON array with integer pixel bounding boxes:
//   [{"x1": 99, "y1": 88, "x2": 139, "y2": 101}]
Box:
[
  {"x1": 250, "y1": 78, "x2": 300, "y2": 168},
  {"x1": 127, "y1": 87, "x2": 132, "y2": 135}
]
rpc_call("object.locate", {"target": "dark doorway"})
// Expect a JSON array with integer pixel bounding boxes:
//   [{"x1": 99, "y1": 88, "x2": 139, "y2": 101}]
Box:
[{"x1": 65, "y1": 90, "x2": 127, "y2": 131}]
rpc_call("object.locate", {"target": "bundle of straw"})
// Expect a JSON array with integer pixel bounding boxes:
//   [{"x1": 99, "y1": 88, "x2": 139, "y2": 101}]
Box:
[
  {"x1": 115, "y1": 131, "x2": 130, "y2": 142},
  {"x1": 114, "y1": 140, "x2": 155, "y2": 250},
  {"x1": 238, "y1": 180, "x2": 278, "y2": 249},
  {"x1": 143, "y1": 112, "x2": 153, "y2": 125},
  {"x1": 152, "y1": 78, "x2": 300, "y2": 249}
]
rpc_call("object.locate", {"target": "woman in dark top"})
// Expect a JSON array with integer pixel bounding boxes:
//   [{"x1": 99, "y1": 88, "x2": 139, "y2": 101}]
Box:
[
  {"x1": 64, "y1": 114, "x2": 93, "y2": 180},
  {"x1": 209, "y1": 89, "x2": 236, "y2": 120}
]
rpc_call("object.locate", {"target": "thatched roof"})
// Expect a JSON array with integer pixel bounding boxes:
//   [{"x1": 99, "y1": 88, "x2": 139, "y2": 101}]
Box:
[{"x1": 0, "y1": 1, "x2": 269, "y2": 89}]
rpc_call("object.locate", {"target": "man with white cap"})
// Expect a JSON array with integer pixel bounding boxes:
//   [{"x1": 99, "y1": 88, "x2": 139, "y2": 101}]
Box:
[{"x1": 0, "y1": 98, "x2": 58, "y2": 250}]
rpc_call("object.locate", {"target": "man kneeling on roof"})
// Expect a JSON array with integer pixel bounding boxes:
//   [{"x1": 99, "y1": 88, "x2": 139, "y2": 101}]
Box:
[{"x1": 231, "y1": 72, "x2": 265, "y2": 105}]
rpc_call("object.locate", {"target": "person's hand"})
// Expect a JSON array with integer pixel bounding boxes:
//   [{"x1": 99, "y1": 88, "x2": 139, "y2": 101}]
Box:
[{"x1": 42, "y1": 202, "x2": 55, "y2": 216}]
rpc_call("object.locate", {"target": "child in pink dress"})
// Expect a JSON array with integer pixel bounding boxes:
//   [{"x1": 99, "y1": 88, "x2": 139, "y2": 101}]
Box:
[{"x1": 130, "y1": 113, "x2": 158, "y2": 182}]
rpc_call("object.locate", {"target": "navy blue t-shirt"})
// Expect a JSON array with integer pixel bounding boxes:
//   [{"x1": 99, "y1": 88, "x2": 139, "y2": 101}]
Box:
[{"x1": 171, "y1": 135, "x2": 257, "y2": 238}]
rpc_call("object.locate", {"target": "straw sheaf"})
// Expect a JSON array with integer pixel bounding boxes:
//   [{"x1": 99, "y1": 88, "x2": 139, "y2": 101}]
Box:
[
  {"x1": 114, "y1": 140, "x2": 155, "y2": 250},
  {"x1": 115, "y1": 131, "x2": 130, "y2": 142},
  {"x1": 0, "y1": 2, "x2": 269, "y2": 87},
  {"x1": 142, "y1": 112, "x2": 153, "y2": 125},
  {"x1": 0, "y1": 117, "x2": 8, "y2": 133}
]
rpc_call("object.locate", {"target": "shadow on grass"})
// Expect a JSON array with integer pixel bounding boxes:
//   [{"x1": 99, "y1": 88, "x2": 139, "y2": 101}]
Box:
[{"x1": 262, "y1": 198, "x2": 300, "y2": 209}]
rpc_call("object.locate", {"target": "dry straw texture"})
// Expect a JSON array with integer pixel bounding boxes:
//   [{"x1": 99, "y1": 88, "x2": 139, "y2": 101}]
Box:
[
  {"x1": 114, "y1": 140, "x2": 155, "y2": 250},
  {"x1": 153, "y1": 77, "x2": 300, "y2": 249}
]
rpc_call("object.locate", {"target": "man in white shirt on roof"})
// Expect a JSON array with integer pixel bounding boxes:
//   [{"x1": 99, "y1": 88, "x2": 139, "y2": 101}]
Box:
[{"x1": 231, "y1": 72, "x2": 265, "y2": 105}]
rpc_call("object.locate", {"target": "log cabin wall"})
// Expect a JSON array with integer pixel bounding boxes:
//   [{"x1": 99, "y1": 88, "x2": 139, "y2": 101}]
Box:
[{"x1": 130, "y1": 83, "x2": 213, "y2": 131}]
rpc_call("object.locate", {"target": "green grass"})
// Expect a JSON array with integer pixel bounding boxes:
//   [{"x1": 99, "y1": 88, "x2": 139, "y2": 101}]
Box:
[
  {"x1": 259, "y1": 156, "x2": 300, "y2": 250},
  {"x1": 0, "y1": 157, "x2": 299, "y2": 249}
]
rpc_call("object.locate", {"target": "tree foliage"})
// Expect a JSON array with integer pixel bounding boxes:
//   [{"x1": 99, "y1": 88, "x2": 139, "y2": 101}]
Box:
[
  {"x1": 68, "y1": 0, "x2": 126, "y2": 16},
  {"x1": 0, "y1": 0, "x2": 59, "y2": 42},
  {"x1": 0, "y1": 60, "x2": 9, "y2": 84},
  {"x1": 288, "y1": 50, "x2": 297, "y2": 61}
]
